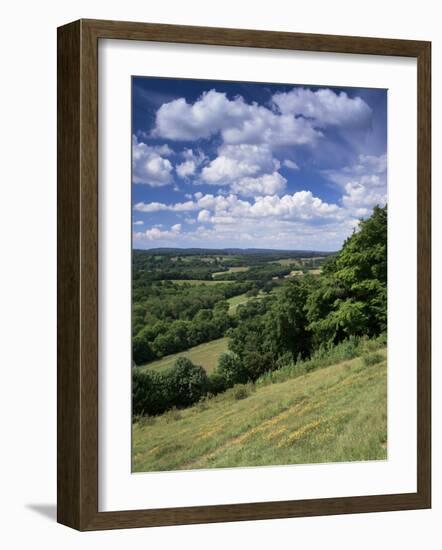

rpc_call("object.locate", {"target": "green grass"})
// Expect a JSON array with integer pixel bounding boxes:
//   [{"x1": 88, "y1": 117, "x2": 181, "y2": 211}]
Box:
[
  {"x1": 284, "y1": 270, "x2": 303, "y2": 278},
  {"x1": 170, "y1": 279, "x2": 234, "y2": 285},
  {"x1": 132, "y1": 347, "x2": 387, "y2": 472},
  {"x1": 212, "y1": 266, "x2": 250, "y2": 278},
  {"x1": 139, "y1": 337, "x2": 229, "y2": 374},
  {"x1": 227, "y1": 292, "x2": 251, "y2": 313},
  {"x1": 227, "y1": 289, "x2": 279, "y2": 313},
  {"x1": 275, "y1": 258, "x2": 302, "y2": 266}
]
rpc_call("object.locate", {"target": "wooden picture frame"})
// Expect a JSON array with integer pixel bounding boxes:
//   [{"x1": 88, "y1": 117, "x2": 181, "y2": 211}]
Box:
[{"x1": 57, "y1": 18, "x2": 431, "y2": 530}]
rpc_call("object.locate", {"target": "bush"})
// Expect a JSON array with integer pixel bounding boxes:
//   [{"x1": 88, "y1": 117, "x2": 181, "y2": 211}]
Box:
[
  {"x1": 216, "y1": 351, "x2": 248, "y2": 386},
  {"x1": 132, "y1": 335, "x2": 155, "y2": 366},
  {"x1": 163, "y1": 407, "x2": 182, "y2": 422},
  {"x1": 362, "y1": 352, "x2": 384, "y2": 367},
  {"x1": 166, "y1": 357, "x2": 209, "y2": 408},
  {"x1": 132, "y1": 369, "x2": 171, "y2": 416},
  {"x1": 233, "y1": 385, "x2": 250, "y2": 400},
  {"x1": 255, "y1": 334, "x2": 386, "y2": 387},
  {"x1": 243, "y1": 351, "x2": 275, "y2": 381},
  {"x1": 132, "y1": 357, "x2": 209, "y2": 416},
  {"x1": 207, "y1": 371, "x2": 229, "y2": 395}
]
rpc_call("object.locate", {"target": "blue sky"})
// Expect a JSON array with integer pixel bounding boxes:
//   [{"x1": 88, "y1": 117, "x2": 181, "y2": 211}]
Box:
[{"x1": 132, "y1": 77, "x2": 387, "y2": 251}]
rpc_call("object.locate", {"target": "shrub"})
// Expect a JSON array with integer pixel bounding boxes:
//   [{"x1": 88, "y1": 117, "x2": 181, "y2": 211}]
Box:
[
  {"x1": 216, "y1": 351, "x2": 248, "y2": 386},
  {"x1": 166, "y1": 357, "x2": 209, "y2": 408},
  {"x1": 163, "y1": 407, "x2": 182, "y2": 422},
  {"x1": 133, "y1": 414, "x2": 157, "y2": 427},
  {"x1": 233, "y1": 385, "x2": 250, "y2": 400},
  {"x1": 132, "y1": 369, "x2": 170, "y2": 416},
  {"x1": 255, "y1": 334, "x2": 386, "y2": 387},
  {"x1": 207, "y1": 371, "x2": 229, "y2": 395},
  {"x1": 133, "y1": 357, "x2": 209, "y2": 416},
  {"x1": 243, "y1": 351, "x2": 275, "y2": 381},
  {"x1": 362, "y1": 352, "x2": 384, "y2": 367},
  {"x1": 132, "y1": 335, "x2": 155, "y2": 366}
]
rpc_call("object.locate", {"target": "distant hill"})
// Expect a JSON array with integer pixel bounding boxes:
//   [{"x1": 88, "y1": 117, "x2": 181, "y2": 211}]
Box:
[{"x1": 133, "y1": 247, "x2": 336, "y2": 257}]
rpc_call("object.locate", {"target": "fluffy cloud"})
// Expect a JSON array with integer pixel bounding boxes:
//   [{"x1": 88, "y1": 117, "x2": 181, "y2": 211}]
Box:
[
  {"x1": 133, "y1": 200, "x2": 198, "y2": 213},
  {"x1": 132, "y1": 135, "x2": 173, "y2": 186},
  {"x1": 341, "y1": 181, "x2": 386, "y2": 217},
  {"x1": 136, "y1": 190, "x2": 340, "y2": 224},
  {"x1": 283, "y1": 159, "x2": 299, "y2": 170},
  {"x1": 199, "y1": 143, "x2": 287, "y2": 197},
  {"x1": 272, "y1": 88, "x2": 372, "y2": 129},
  {"x1": 231, "y1": 172, "x2": 287, "y2": 197},
  {"x1": 176, "y1": 160, "x2": 197, "y2": 179},
  {"x1": 197, "y1": 209, "x2": 211, "y2": 222},
  {"x1": 201, "y1": 144, "x2": 277, "y2": 184},
  {"x1": 136, "y1": 223, "x2": 182, "y2": 241},
  {"x1": 176, "y1": 149, "x2": 206, "y2": 179},
  {"x1": 246, "y1": 191, "x2": 340, "y2": 221},
  {"x1": 324, "y1": 153, "x2": 387, "y2": 185},
  {"x1": 323, "y1": 153, "x2": 387, "y2": 216},
  {"x1": 153, "y1": 89, "x2": 321, "y2": 146}
]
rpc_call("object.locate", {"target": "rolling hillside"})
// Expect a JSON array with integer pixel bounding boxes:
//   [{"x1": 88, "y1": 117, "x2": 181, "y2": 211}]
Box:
[
  {"x1": 132, "y1": 348, "x2": 387, "y2": 472},
  {"x1": 139, "y1": 337, "x2": 229, "y2": 374}
]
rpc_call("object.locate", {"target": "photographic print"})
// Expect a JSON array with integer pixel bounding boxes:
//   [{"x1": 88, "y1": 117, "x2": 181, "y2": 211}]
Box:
[{"x1": 131, "y1": 76, "x2": 387, "y2": 473}]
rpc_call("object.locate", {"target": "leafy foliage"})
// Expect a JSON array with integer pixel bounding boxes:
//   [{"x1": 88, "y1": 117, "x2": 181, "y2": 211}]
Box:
[{"x1": 306, "y1": 205, "x2": 387, "y2": 344}]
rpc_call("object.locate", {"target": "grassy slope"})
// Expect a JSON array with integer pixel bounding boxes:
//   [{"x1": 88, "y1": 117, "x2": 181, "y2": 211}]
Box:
[
  {"x1": 139, "y1": 337, "x2": 229, "y2": 374},
  {"x1": 227, "y1": 292, "x2": 250, "y2": 313},
  {"x1": 170, "y1": 279, "x2": 235, "y2": 285},
  {"x1": 133, "y1": 348, "x2": 387, "y2": 472},
  {"x1": 212, "y1": 266, "x2": 250, "y2": 278}
]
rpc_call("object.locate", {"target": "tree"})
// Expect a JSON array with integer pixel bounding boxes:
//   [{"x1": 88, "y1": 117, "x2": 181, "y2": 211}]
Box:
[
  {"x1": 167, "y1": 357, "x2": 209, "y2": 408},
  {"x1": 306, "y1": 205, "x2": 387, "y2": 345},
  {"x1": 132, "y1": 335, "x2": 155, "y2": 366},
  {"x1": 243, "y1": 351, "x2": 275, "y2": 381},
  {"x1": 264, "y1": 277, "x2": 312, "y2": 360},
  {"x1": 132, "y1": 369, "x2": 170, "y2": 416},
  {"x1": 216, "y1": 352, "x2": 248, "y2": 385}
]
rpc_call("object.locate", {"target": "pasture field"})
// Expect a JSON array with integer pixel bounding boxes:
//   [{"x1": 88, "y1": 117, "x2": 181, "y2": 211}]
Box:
[
  {"x1": 212, "y1": 266, "x2": 250, "y2": 278},
  {"x1": 227, "y1": 292, "x2": 251, "y2": 313},
  {"x1": 140, "y1": 337, "x2": 229, "y2": 374},
  {"x1": 275, "y1": 258, "x2": 302, "y2": 266},
  {"x1": 132, "y1": 348, "x2": 387, "y2": 472},
  {"x1": 170, "y1": 279, "x2": 234, "y2": 285}
]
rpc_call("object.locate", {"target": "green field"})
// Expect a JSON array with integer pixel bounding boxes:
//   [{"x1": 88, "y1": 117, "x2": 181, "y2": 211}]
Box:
[
  {"x1": 275, "y1": 258, "x2": 302, "y2": 266},
  {"x1": 140, "y1": 337, "x2": 229, "y2": 374},
  {"x1": 227, "y1": 292, "x2": 251, "y2": 313},
  {"x1": 212, "y1": 266, "x2": 250, "y2": 278},
  {"x1": 133, "y1": 348, "x2": 387, "y2": 472},
  {"x1": 170, "y1": 279, "x2": 234, "y2": 286}
]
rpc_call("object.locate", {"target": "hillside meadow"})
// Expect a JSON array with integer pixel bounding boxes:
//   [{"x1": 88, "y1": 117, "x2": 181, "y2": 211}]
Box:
[
  {"x1": 133, "y1": 346, "x2": 387, "y2": 472},
  {"x1": 140, "y1": 337, "x2": 229, "y2": 374}
]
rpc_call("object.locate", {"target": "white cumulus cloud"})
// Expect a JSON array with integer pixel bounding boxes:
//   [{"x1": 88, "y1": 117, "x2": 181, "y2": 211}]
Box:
[
  {"x1": 153, "y1": 89, "x2": 321, "y2": 146},
  {"x1": 201, "y1": 144, "x2": 278, "y2": 184},
  {"x1": 133, "y1": 200, "x2": 198, "y2": 213},
  {"x1": 132, "y1": 135, "x2": 173, "y2": 186},
  {"x1": 136, "y1": 223, "x2": 182, "y2": 241},
  {"x1": 176, "y1": 149, "x2": 206, "y2": 179},
  {"x1": 272, "y1": 88, "x2": 372, "y2": 129},
  {"x1": 134, "y1": 190, "x2": 340, "y2": 224},
  {"x1": 231, "y1": 172, "x2": 287, "y2": 197},
  {"x1": 283, "y1": 159, "x2": 299, "y2": 170},
  {"x1": 323, "y1": 153, "x2": 387, "y2": 217}
]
